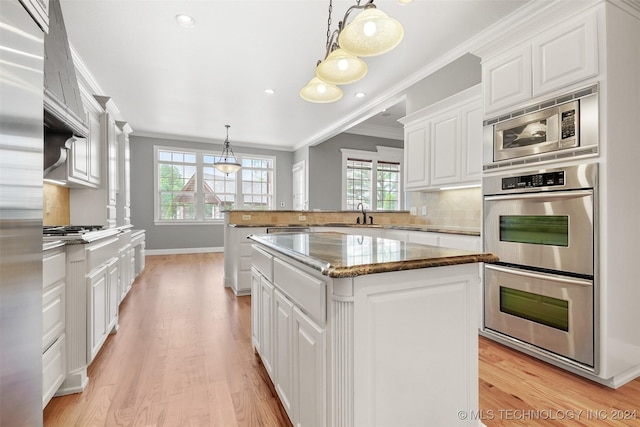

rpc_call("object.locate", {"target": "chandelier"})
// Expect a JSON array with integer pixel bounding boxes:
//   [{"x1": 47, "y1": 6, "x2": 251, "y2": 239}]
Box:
[
  {"x1": 300, "y1": 0, "x2": 411, "y2": 103},
  {"x1": 214, "y1": 125, "x2": 241, "y2": 174}
]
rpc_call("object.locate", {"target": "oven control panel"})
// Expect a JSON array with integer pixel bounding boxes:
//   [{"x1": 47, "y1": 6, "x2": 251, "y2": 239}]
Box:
[{"x1": 502, "y1": 171, "x2": 565, "y2": 190}]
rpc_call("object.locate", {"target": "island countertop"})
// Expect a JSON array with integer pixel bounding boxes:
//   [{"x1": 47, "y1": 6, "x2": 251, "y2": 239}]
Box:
[{"x1": 248, "y1": 232, "x2": 497, "y2": 278}]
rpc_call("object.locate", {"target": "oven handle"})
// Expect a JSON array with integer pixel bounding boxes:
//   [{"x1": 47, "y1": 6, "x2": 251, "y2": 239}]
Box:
[
  {"x1": 485, "y1": 264, "x2": 593, "y2": 287},
  {"x1": 484, "y1": 189, "x2": 593, "y2": 202}
]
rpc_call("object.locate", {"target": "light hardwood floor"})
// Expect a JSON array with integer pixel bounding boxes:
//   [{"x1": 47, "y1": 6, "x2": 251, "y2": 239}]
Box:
[{"x1": 44, "y1": 253, "x2": 640, "y2": 427}]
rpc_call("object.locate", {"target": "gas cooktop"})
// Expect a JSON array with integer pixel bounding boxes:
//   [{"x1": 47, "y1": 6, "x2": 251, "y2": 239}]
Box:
[{"x1": 43, "y1": 225, "x2": 119, "y2": 242}]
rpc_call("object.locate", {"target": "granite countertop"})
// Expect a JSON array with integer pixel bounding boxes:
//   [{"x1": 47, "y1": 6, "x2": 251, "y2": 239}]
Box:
[
  {"x1": 248, "y1": 232, "x2": 497, "y2": 278},
  {"x1": 230, "y1": 222, "x2": 480, "y2": 236}
]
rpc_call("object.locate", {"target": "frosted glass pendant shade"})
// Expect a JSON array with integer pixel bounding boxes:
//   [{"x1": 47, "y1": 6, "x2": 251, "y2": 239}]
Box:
[
  {"x1": 214, "y1": 161, "x2": 241, "y2": 174},
  {"x1": 339, "y1": 8, "x2": 404, "y2": 57},
  {"x1": 315, "y1": 48, "x2": 368, "y2": 85},
  {"x1": 299, "y1": 77, "x2": 343, "y2": 103}
]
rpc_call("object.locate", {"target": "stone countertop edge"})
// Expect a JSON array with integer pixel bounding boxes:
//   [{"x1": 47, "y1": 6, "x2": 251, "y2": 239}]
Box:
[
  {"x1": 248, "y1": 234, "x2": 498, "y2": 278},
  {"x1": 231, "y1": 223, "x2": 481, "y2": 237}
]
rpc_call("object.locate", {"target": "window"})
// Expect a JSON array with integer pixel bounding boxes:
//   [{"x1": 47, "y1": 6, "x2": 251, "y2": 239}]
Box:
[
  {"x1": 155, "y1": 146, "x2": 275, "y2": 223},
  {"x1": 342, "y1": 146, "x2": 403, "y2": 211}
]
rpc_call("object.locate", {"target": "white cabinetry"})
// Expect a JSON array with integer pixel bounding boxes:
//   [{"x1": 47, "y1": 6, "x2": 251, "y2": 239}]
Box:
[
  {"x1": 482, "y1": 11, "x2": 598, "y2": 114},
  {"x1": 400, "y1": 85, "x2": 482, "y2": 190},
  {"x1": 292, "y1": 306, "x2": 326, "y2": 427},
  {"x1": 131, "y1": 229, "x2": 146, "y2": 279},
  {"x1": 87, "y1": 244, "x2": 119, "y2": 363},
  {"x1": 42, "y1": 244, "x2": 66, "y2": 408},
  {"x1": 225, "y1": 226, "x2": 267, "y2": 295},
  {"x1": 259, "y1": 275, "x2": 275, "y2": 377},
  {"x1": 118, "y1": 229, "x2": 134, "y2": 303},
  {"x1": 69, "y1": 95, "x2": 119, "y2": 228},
  {"x1": 46, "y1": 87, "x2": 102, "y2": 188},
  {"x1": 251, "y1": 246, "x2": 327, "y2": 427},
  {"x1": 273, "y1": 289, "x2": 294, "y2": 418},
  {"x1": 251, "y1": 242, "x2": 481, "y2": 426},
  {"x1": 57, "y1": 235, "x2": 120, "y2": 396},
  {"x1": 116, "y1": 121, "x2": 132, "y2": 227},
  {"x1": 403, "y1": 124, "x2": 430, "y2": 189}
]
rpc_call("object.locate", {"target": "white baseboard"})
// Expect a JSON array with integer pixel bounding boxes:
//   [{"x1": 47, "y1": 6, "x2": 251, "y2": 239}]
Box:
[{"x1": 145, "y1": 247, "x2": 224, "y2": 255}]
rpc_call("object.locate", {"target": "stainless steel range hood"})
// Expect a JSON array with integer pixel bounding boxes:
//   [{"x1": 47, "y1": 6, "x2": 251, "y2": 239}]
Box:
[{"x1": 43, "y1": 0, "x2": 88, "y2": 174}]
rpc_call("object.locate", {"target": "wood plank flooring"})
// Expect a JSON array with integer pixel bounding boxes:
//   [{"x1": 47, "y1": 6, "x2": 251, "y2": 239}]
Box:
[{"x1": 44, "y1": 253, "x2": 640, "y2": 426}]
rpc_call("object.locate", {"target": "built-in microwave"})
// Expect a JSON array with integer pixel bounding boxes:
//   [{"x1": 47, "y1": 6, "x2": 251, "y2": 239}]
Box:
[{"x1": 483, "y1": 85, "x2": 598, "y2": 168}]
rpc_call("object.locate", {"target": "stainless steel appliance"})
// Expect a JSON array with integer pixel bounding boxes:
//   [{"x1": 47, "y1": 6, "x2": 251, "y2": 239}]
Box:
[
  {"x1": 483, "y1": 85, "x2": 598, "y2": 168},
  {"x1": 483, "y1": 163, "x2": 597, "y2": 369},
  {"x1": 1, "y1": 0, "x2": 45, "y2": 424},
  {"x1": 43, "y1": 225, "x2": 119, "y2": 242}
]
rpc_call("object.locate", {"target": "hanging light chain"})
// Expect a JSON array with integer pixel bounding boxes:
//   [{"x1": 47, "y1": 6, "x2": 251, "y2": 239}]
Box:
[{"x1": 325, "y1": 0, "x2": 333, "y2": 50}]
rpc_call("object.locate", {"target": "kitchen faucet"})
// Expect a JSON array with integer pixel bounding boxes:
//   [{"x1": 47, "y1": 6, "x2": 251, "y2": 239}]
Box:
[{"x1": 356, "y1": 202, "x2": 367, "y2": 225}]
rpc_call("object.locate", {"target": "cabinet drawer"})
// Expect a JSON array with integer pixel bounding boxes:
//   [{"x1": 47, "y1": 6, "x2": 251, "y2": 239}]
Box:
[
  {"x1": 86, "y1": 237, "x2": 119, "y2": 272},
  {"x1": 273, "y1": 258, "x2": 326, "y2": 325},
  {"x1": 43, "y1": 282, "x2": 65, "y2": 351},
  {"x1": 42, "y1": 334, "x2": 65, "y2": 409},
  {"x1": 252, "y1": 246, "x2": 273, "y2": 281},
  {"x1": 43, "y1": 250, "x2": 65, "y2": 289}
]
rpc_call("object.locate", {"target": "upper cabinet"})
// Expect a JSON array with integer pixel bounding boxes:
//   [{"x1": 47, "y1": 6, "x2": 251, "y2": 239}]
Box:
[
  {"x1": 69, "y1": 95, "x2": 120, "y2": 228},
  {"x1": 483, "y1": 11, "x2": 598, "y2": 115},
  {"x1": 400, "y1": 85, "x2": 482, "y2": 191}
]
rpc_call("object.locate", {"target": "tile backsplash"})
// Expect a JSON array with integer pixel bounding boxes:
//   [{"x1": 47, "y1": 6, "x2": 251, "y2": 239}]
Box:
[
  {"x1": 406, "y1": 187, "x2": 481, "y2": 230},
  {"x1": 43, "y1": 182, "x2": 70, "y2": 226}
]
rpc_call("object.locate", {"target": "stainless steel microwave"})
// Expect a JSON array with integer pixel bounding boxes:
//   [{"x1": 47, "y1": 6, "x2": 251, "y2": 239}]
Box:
[{"x1": 483, "y1": 85, "x2": 598, "y2": 167}]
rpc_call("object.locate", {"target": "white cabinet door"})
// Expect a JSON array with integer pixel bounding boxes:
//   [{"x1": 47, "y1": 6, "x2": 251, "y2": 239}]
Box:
[
  {"x1": 274, "y1": 289, "x2": 294, "y2": 418},
  {"x1": 104, "y1": 115, "x2": 119, "y2": 208},
  {"x1": 88, "y1": 264, "x2": 108, "y2": 362},
  {"x1": 87, "y1": 109, "x2": 101, "y2": 185},
  {"x1": 430, "y1": 110, "x2": 461, "y2": 186},
  {"x1": 293, "y1": 306, "x2": 326, "y2": 427},
  {"x1": 532, "y1": 12, "x2": 598, "y2": 97},
  {"x1": 107, "y1": 258, "x2": 119, "y2": 333},
  {"x1": 403, "y1": 124, "x2": 430, "y2": 190},
  {"x1": 251, "y1": 269, "x2": 261, "y2": 351},
  {"x1": 460, "y1": 100, "x2": 483, "y2": 182},
  {"x1": 482, "y1": 45, "x2": 532, "y2": 114},
  {"x1": 68, "y1": 135, "x2": 89, "y2": 183},
  {"x1": 260, "y1": 276, "x2": 274, "y2": 377}
]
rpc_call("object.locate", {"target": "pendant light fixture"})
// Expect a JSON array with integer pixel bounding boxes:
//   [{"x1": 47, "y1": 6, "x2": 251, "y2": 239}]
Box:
[
  {"x1": 300, "y1": 0, "x2": 409, "y2": 103},
  {"x1": 338, "y1": 7, "x2": 404, "y2": 57},
  {"x1": 299, "y1": 77, "x2": 343, "y2": 103},
  {"x1": 214, "y1": 125, "x2": 241, "y2": 174}
]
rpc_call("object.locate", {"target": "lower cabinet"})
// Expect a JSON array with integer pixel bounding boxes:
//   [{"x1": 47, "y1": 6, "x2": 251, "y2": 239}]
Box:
[
  {"x1": 273, "y1": 289, "x2": 294, "y2": 418},
  {"x1": 42, "y1": 244, "x2": 66, "y2": 408},
  {"x1": 251, "y1": 242, "x2": 481, "y2": 426},
  {"x1": 88, "y1": 256, "x2": 119, "y2": 362},
  {"x1": 292, "y1": 306, "x2": 326, "y2": 427},
  {"x1": 251, "y1": 255, "x2": 327, "y2": 427}
]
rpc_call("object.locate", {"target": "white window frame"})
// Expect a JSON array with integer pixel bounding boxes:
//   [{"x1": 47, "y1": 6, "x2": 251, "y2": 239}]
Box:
[
  {"x1": 341, "y1": 146, "x2": 403, "y2": 211},
  {"x1": 154, "y1": 145, "x2": 276, "y2": 224}
]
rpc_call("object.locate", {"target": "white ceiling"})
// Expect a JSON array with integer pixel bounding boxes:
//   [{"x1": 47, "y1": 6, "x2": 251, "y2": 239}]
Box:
[{"x1": 59, "y1": 0, "x2": 529, "y2": 151}]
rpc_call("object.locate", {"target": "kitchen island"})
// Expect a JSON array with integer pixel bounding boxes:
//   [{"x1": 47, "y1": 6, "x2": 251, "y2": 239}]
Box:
[{"x1": 248, "y1": 231, "x2": 497, "y2": 427}]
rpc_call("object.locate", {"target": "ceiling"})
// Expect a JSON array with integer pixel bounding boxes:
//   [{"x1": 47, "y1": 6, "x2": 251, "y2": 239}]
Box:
[{"x1": 59, "y1": 0, "x2": 529, "y2": 151}]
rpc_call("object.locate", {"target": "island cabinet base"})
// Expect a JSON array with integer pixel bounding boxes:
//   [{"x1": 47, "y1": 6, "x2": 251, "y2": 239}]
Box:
[
  {"x1": 331, "y1": 264, "x2": 481, "y2": 427},
  {"x1": 251, "y1": 243, "x2": 482, "y2": 427}
]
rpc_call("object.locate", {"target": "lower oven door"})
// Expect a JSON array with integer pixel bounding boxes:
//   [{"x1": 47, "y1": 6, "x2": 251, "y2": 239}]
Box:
[{"x1": 484, "y1": 264, "x2": 593, "y2": 366}]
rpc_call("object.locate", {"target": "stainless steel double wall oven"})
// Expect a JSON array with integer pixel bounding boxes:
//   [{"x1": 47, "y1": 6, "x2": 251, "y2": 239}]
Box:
[{"x1": 483, "y1": 163, "x2": 597, "y2": 369}]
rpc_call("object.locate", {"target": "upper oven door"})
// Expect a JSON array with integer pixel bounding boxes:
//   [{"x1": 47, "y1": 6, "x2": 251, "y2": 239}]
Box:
[
  {"x1": 484, "y1": 189, "x2": 593, "y2": 276},
  {"x1": 493, "y1": 100, "x2": 579, "y2": 162}
]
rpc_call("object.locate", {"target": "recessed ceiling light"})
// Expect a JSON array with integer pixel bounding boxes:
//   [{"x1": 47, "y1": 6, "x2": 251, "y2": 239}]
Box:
[
  {"x1": 264, "y1": 89, "x2": 275, "y2": 95},
  {"x1": 176, "y1": 14, "x2": 196, "y2": 28},
  {"x1": 355, "y1": 92, "x2": 366, "y2": 98}
]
